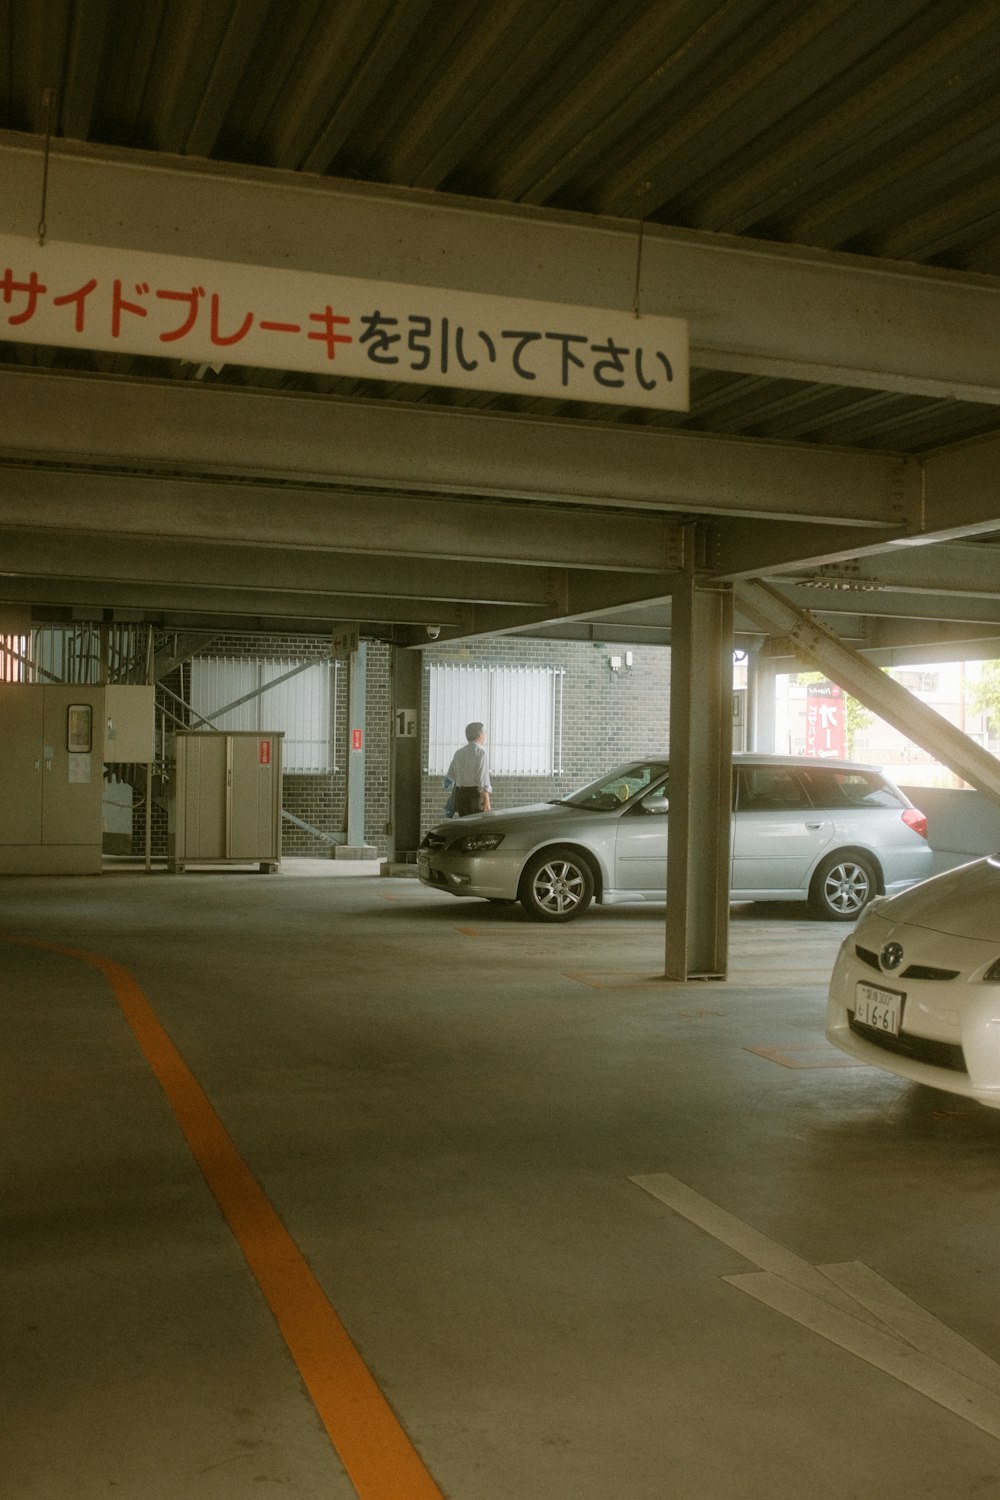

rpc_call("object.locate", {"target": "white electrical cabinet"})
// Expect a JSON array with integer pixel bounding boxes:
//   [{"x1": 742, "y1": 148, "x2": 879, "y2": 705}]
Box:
[
  {"x1": 168, "y1": 731, "x2": 284, "y2": 873},
  {"x1": 0, "y1": 683, "x2": 155, "y2": 874}
]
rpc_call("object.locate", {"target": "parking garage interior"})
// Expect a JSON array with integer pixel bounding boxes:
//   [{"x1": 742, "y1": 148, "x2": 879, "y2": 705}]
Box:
[{"x1": 4, "y1": 5, "x2": 1000, "y2": 1497}]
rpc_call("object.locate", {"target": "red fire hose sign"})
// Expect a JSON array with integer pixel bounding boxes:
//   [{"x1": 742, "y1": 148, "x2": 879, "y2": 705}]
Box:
[
  {"x1": 352, "y1": 728, "x2": 363, "y2": 751},
  {"x1": 259, "y1": 739, "x2": 271, "y2": 765}
]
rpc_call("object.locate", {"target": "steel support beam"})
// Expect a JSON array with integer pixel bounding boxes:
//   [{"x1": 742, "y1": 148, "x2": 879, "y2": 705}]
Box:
[
  {"x1": 708, "y1": 519, "x2": 915, "y2": 580},
  {"x1": 343, "y1": 642, "x2": 372, "y2": 856},
  {"x1": 0, "y1": 370, "x2": 916, "y2": 528},
  {"x1": 0, "y1": 464, "x2": 686, "y2": 574},
  {"x1": 921, "y1": 438, "x2": 1000, "y2": 538},
  {"x1": 770, "y1": 542, "x2": 1000, "y2": 601},
  {"x1": 664, "y1": 577, "x2": 734, "y2": 982},
  {"x1": 0, "y1": 575, "x2": 474, "y2": 627},
  {"x1": 0, "y1": 526, "x2": 579, "y2": 605},
  {"x1": 746, "y1": 650, "x2": 779, "y2": 753},
  {"x1": 768, "y1": 590, "x2": 1000, "y2": 631},
  {"x1": 389, "y1": 646, "x2": 423, "y2": 861},
  {"x1": 5, "y1": 136, "x2": 1000, "y2": 402},
  {"x1": 152, "y1": 632, "x2": 218, "y2": 680},
  {"x1": 737, "y1": 581, "x2": 1000, "y2": 802},
  {"x1": 451, "y1": 569, "x2": 677, "y2": 640}
]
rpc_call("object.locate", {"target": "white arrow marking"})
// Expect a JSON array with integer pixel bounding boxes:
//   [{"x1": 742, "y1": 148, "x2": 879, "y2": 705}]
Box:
[{"x1": 632, "y1": 1171, "x2": 1000, "y2": 1441}]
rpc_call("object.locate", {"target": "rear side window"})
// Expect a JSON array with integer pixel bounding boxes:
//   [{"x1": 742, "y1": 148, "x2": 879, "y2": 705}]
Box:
[
  {"x1": 798, "y1": 768, "x2": 904, "y2": 810},
  {"x1": 736, "y1": 766, "x2": 809, "y2": 811}
]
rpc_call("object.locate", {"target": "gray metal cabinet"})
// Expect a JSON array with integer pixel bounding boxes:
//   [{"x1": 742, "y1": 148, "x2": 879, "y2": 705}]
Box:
[
  {"x1": 168, "y1": 731, "x2": 283, "y2": 872},
  {"x1": 0, "y1": 683, "x2": 154, "y2": 874},
  {"x1": 0, "y1": 684, "x2": 105, "y2": 873}
]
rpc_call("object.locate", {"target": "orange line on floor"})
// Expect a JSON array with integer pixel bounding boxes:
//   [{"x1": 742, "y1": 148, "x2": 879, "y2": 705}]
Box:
[
  {"x1": 6, "y1": 938, "x2": 444, "y2": 1500},
  {"x1": 745, "y1": 1044, "x2": 866, "y2": 1070}
]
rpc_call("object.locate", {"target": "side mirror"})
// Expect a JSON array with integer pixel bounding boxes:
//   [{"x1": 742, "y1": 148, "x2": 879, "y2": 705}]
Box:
[{"x1": 643, "y1": 795, "x2": 669, "y2": 815}]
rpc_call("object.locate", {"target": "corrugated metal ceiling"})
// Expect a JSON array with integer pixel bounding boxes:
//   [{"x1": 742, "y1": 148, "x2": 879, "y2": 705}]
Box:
[{"x1": 4, "y1": 0, "x2": 1000, "y2": 453}]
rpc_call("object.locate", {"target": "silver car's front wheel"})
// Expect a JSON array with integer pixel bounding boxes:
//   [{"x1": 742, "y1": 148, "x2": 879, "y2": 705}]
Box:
[
  {"x1": 520, "y1": 847, "x2": 594, "y2": 922},
  {"x1": 810, "y1": 851, "x2": 877, "y2": 920}
]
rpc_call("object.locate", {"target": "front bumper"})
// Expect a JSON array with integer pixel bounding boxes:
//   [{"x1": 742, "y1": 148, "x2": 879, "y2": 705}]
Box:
[
  {"x1": 417, "y1": 848, "x2": 519, "y2": 900},
  {"x1": 826, "y1": 927, "x2": 1000, "y2": 1107}
]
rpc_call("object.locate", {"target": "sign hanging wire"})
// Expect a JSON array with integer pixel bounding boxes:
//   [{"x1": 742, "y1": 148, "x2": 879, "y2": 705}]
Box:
[
  {"x1": 632, "y1": 181, "x2": 651, "y2": 319},
  {"x1": 38, "y1": 88, "x2": 55, "y2": 246}
]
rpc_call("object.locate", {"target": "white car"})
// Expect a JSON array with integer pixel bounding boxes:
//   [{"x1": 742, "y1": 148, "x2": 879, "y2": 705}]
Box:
[{"x1": 827, "y1": 854, "x2": 1000, "y2": 1108}]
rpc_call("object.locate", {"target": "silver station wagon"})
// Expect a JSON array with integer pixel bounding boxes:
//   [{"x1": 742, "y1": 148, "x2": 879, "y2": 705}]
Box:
[{"x1": 418, "y1": 754, "x2": 933, "y2": 922}]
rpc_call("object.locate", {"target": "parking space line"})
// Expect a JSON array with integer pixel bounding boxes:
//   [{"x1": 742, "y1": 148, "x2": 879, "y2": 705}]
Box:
[
  {"x1": 745, "y1": 1044, "x2": 866, "y2": 1069},
  {"x1": 633, "y1": 1170, "x2": 1000, "y2": 1441},
  {"x1": 6, "y1": 938, "x2": 444, "y2": 1500}
]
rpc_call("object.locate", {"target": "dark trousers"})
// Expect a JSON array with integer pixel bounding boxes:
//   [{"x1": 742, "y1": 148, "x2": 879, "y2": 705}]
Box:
[{"x1": 454, "y1": 786, "x2": 483, "y2": 816}]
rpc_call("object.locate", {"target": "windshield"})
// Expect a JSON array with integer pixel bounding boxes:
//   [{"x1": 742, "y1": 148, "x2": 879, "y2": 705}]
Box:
[{"x1": 558, "y1": 761, "x2": 668, "y2": 811}]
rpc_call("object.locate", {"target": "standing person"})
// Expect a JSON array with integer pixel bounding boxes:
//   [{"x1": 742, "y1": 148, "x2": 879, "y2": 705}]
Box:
[{"x1": 446, "y1": 721, "x2": 492, "y2": 817}]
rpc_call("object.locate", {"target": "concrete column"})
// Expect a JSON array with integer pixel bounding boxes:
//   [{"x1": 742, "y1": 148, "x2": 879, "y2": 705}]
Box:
[
  {"x1": 747, "y1": 646, "x2": 778, "y2": 751},
  {"x1": 387, "y1": 646, "x2": 423, "y2": 862},
  {"x1": 337, "y1": 641, "x2": 375, "y2": 860},
  {"x1": 664, "y1": 575, "x2": 734, "y2": 981}
]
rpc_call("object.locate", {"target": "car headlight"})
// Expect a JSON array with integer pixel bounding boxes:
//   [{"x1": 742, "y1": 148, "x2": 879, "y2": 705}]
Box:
[{"x1": 454, "y1": 831, "x2": 506, "y2": 853}]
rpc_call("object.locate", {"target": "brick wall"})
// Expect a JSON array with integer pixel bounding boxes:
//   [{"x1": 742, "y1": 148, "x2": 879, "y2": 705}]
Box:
[
  {"x1": 133, "y1": 635, "x2": 394, "y2": 859},
  {"x1": 132, "y1": 634, "x2": 670, "y2": 859},
  {"x1": 420, "y1": 639, "x2": 670, "y2": 833}
]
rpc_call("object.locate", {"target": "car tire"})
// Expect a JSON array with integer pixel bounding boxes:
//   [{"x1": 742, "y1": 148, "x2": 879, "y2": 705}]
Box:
[
  {"x1": 519, "y1": 847, "x2": 595, "y2": 922},
  {"x1": 809, "y1": 851, "x2": 877, "y2": 920}
]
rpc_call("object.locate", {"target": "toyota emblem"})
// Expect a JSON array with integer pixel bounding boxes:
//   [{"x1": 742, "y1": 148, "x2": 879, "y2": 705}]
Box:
[{"x1": 880, "y1": 942, "x2": 904, "y2": 972}]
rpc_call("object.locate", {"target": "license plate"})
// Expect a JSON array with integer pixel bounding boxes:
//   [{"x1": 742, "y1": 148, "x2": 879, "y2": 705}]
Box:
[
  {"x1": 417, "y1": 855, "x2": 430, "y2": 877},
  {"x1": 853, "y1": 982, "x2": 904, "y2": 1036}
]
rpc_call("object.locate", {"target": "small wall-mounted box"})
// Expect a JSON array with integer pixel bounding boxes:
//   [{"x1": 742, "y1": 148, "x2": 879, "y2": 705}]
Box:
[{"x1": 104, "y1": 684, "x2": 156, "y2": 762}]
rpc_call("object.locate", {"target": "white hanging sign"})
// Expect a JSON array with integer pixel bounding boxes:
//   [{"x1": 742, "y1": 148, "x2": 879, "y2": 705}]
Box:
[{"x1": 0, "y1": 233, "x2": 688, "y2": 412}]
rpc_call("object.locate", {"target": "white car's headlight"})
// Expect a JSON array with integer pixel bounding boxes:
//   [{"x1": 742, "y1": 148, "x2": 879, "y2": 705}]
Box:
[{"x1": 454, "y1": 831, "x2": 506, "y2": 853}]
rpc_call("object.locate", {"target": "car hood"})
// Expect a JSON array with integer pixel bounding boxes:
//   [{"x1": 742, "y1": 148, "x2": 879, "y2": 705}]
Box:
[
  {"x1": 433, "y1": 801, "x2": 603, "y2": 835},
  {"x1": 873, "y1": 855, "x2": 1000, "y2": 939}
]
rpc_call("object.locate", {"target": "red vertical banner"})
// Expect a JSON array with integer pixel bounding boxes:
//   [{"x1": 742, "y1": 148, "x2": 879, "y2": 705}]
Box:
[
  {"x1": 352, "y1": 728, "x2": 363, "y2": 751},
  {"x1": 259, "y1": 738, "x2": 271, "y2": 765},
  {"x1": 805, "y1": 681, "x2": 844, "y2": 757}
]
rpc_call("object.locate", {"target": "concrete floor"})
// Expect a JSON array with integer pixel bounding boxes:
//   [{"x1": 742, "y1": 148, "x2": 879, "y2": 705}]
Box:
[{"x1": 3, "y1": 863, "x2": 1000, "y2": 1499}]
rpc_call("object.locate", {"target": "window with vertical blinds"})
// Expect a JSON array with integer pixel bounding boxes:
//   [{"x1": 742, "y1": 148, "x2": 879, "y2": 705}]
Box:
[
  {"x1": 190, "y1": 660, "x2": 334, "y2": 773},
  {"x1": 1, "y1": 636, "x2": 26, "y2": 682},
  {"x1": 427, "y1": 664, "x2": 563, "y2": 775}
]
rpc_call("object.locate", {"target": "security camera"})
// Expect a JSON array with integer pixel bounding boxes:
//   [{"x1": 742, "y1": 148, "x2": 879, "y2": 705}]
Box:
[{"x1": 426, "y1": 625, "x2": 442, "y2": 640}]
